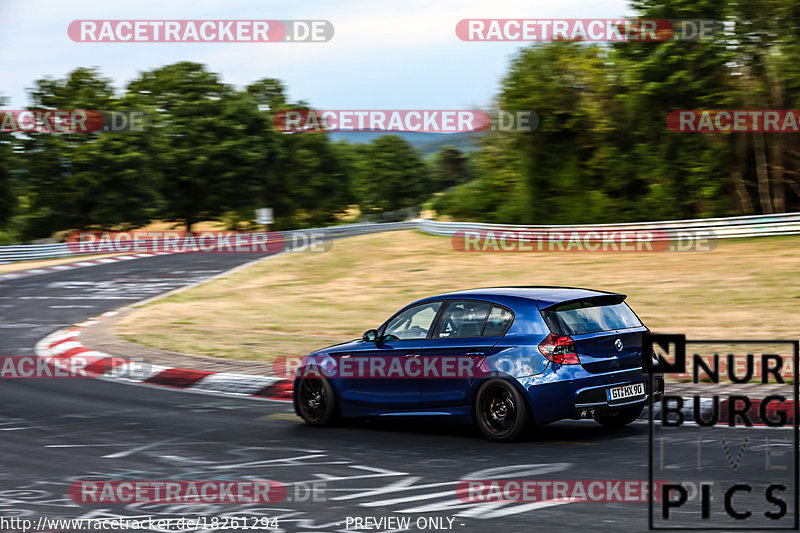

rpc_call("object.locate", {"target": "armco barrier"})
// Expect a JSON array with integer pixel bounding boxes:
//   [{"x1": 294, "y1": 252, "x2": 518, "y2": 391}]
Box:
[
  {"x1": 0, "y1": 221, "x2": 416, "y2": 264},
  {"x1": 1, "y1": 213, "x2": 800, "y2": 264},
  {"x1": 415, "y1": 212, "x2": 800, "y2": 239}
]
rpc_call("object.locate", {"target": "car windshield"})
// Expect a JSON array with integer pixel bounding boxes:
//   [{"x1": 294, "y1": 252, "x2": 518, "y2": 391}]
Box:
[{"x1": 543, "y1": 300, "x2": 642, "y2": 335}]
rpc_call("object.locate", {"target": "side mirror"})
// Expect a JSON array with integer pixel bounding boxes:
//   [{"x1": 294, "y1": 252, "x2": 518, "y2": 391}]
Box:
[{"x1": 362, "y1": 329, "x2": 378, "y2": 342}]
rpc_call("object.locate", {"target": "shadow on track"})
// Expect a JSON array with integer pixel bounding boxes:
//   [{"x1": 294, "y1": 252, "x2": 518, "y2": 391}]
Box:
[{"x1": 286, "y1": 415, "x2": 648, "y2": 445}]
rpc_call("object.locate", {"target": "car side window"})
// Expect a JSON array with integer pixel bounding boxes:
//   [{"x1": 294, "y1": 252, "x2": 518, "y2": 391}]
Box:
[
  {"x1": 436, "y1": 301, "x2": 492, "y2": 338},
  {"x1": 483, "y1": 306, "x2": 514, "y2": 336},
  {"x1": 383, "y1": 302, "x2": 442, "y2": 340}
]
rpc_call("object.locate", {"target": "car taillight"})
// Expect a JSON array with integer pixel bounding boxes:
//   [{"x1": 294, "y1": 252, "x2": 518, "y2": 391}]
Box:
[{"x1": 538, "y1": 333, "x2": 580, "y2": 365}]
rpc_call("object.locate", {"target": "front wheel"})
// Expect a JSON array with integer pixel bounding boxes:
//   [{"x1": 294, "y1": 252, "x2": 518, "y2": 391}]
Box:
[
  {"x1": 474, "y1": 379, "x2": 530, "y2": 442},
  {"x1": 295, "y1": 377, "x2": 339, "y2": 427},
  {"x1": 594, "y1": 404, "x2": 643, "y2": 428}
]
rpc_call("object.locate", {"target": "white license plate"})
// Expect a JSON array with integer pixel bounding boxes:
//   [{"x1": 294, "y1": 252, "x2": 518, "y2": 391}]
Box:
[{"x1": 606, "y1": 382, "x2": 645, "y2": 401}]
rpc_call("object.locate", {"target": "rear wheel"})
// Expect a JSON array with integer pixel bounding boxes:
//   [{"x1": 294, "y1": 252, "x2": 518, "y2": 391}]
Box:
[
  {"x1": 474, "y1": 379, "x2": 530, "y2": 442},
  {"x1": 296, "y1": 377, "x2": 339, "y2": 427},
  {"x1": 594, "y1": 404, "x2": 643, "y2": 428}
]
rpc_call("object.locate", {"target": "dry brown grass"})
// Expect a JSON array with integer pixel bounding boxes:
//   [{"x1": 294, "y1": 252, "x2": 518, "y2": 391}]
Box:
[{"x1": 118, "y1": 230, "x2": 800, "y2": 362}]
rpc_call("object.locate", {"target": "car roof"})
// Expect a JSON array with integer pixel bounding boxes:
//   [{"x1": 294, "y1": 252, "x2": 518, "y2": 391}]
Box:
[{"x1": 426, "y1": 286, "x2": 625, "y2": 309}]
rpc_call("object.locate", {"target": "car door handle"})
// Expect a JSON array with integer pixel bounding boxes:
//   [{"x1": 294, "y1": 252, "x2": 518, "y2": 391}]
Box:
[
  {"x1": 465, "y1": 351, "x2": 486, "y2": 356},
  {"x1": 404, "y1": 352, "x2": 421, "y2": 357}
]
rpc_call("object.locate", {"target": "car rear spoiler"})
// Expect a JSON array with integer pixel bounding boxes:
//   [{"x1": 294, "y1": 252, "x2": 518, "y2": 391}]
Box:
[{"x1": 538, "y1": 293, "x2": 627, "y2": 311}]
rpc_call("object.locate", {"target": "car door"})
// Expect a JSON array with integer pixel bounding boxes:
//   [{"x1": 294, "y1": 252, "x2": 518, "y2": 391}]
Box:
[
  {"x1": 421, "y1": 301, "x2": 513, "y2": 407},
  {"x1": 336, "y1": 301, "x2": 442, "y2": 409}
]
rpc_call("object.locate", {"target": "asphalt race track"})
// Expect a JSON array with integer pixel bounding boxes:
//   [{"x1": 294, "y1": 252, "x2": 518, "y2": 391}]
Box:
[{"x1": 0, "y1": 252, "x2": 796, "y2": 532}]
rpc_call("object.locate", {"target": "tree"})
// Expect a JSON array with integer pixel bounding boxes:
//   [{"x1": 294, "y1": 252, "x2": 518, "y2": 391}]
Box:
[
  {"x1": 496, "y1": 43, "x2": 622, "y2": 223},
  {"x1": 0, "y1": 97, "x2": 15, "y2": 230},
  {"x1": 436, "y1": 0, "x2": 748, "y2": 224},
  {"x1": 274, "y1": 132, "x2": 353, "y2": 227},
  {"x1": 65, "y1": 100, "x2": 161, "y2": 230},
  {"x1": 615, "y1": 0, "x2": 740, "y2": 218},
  {"x1": 431, "y1": 145, "x2": 473, "y2": 190},
  {"x1": 352, "y1": 135, "x2": 430, "y2": 215},
  {"x1": 19, "y1": 68, "x2": 159, "y2": 238},
  {"x1": 29, "y1": 67, "x2": 116, "y2": 110},
  {"x1": 615, "y1": 0, "x2": 800, "y2": 216},
  {"x1": 247, "y1": 78, "x2": 288, "y2": 113},
  {"x1": 725, "y1": 0, "x2": 800, "y2": 213},
  {"x1": 128, "y1": 62, "x2": 273, "y2": 231}
]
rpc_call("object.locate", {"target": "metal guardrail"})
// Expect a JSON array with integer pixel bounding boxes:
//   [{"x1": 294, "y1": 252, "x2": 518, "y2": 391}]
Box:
[
  {"x1": 415, "y1": 213, "x2": 800, "y2": 240},
  {"x1": 1, "y1": 213, "x2": 798, "y2": 264},
  {"x1": 0, "y1": 221, "x2": 417, "y2": 264}
]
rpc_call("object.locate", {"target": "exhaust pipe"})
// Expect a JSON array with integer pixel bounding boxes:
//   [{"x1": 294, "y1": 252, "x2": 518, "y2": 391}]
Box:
[{"x1": 579, "y1": 408, "x2": 595, "y2": 419}]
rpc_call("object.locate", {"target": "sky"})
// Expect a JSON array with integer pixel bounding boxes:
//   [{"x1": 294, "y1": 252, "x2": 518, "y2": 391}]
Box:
[{"x1": 1, "y1": 0, "x2": 634, "y2": 111}]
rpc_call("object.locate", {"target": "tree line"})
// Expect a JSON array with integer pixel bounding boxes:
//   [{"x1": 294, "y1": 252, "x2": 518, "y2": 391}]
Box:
[
  {"x1": 434, "y1": 0, "x2": 800, "y2": 223},
  {"x1": 1, "y1": 0, "x2": 799, "y2": 243},
  {"x1": 0, "y1": 63, "x2": 473, "y2": 242}
]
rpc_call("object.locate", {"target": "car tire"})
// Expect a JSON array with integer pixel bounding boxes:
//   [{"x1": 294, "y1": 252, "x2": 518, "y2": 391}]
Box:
[
  {"x1": 594, "y1": 404, "x2": 643, "y2": 428},
  {"x1": 296, "y1": 376, "x2": 339, "y2": 427},
  {"x1": 474, "y1": 379, "x2": 530, "y2": 442}
]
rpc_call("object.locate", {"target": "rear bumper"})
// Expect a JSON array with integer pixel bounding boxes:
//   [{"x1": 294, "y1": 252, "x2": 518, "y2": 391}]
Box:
[
  {"x1": 573, "y1": 376, "x2": 663, "y2": 417},
  {"x1": 518, "y1": 365, "x2": 664, "y2": 425}
]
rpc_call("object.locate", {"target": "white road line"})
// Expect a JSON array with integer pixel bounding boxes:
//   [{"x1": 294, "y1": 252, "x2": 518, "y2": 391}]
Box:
[
  {"x1": 477, "y1": 498, "x2": 583, "y2": 518},
  {"x1": 208, "y1": 453, "x2": 328, "y2": 470},
  {"x1": 47, "y1": 441, "x2": 233, "y2": 448},
  {"x1": 361, "y1": 489, "x2": 457, "y2": 507},
  {"x1": 333, "y1": 478, "x2": 456, "y2": 501},
  {"x1": 102, "y1": 430, "x2": 209, "y2": 459}
]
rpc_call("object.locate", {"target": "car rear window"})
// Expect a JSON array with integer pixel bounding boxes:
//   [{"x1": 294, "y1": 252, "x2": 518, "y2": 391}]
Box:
[
  {"x1": 483, "y1": 306, "x2": 514, "y2": 336},
  {"x1": 542, "y1": 300, "x2": 642, "y2": 335},
  {"x1": 434, "y1": 301, "x2": 514, "y2": 338}
]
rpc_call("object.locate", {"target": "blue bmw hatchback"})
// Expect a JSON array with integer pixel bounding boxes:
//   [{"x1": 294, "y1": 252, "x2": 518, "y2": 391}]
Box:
[{"x1": 293, "y1": 287, "x2": 664, "y2": 441}]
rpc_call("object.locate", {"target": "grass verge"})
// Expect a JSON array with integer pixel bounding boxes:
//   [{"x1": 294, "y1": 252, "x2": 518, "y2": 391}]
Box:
[{"x1": 118, "y1": 230, "x2": 800, "y2": 362}]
